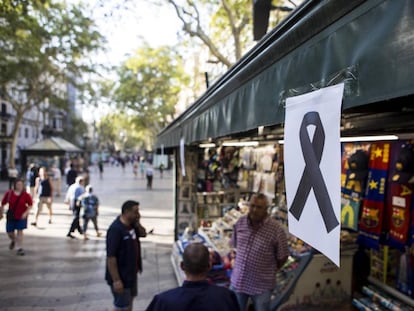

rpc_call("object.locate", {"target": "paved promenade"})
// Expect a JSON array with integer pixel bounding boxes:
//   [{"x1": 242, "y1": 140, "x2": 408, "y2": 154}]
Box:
[{"x1": 0, "y1": 164, "x2": 178, "y2": 311}]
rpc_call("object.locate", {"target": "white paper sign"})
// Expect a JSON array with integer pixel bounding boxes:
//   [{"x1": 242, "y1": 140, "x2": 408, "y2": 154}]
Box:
[
  {"x1": 284, "y1": 83, "x2": 344, "y2": 266},
  {"x1": 180, "y1": 138, "x2": 186, "y2": 176}
]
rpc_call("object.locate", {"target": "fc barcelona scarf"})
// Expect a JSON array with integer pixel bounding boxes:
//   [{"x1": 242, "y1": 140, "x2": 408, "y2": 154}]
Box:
[
  {"x1": 386, "y1": 142, "x2": 414, "y2": 250},
  {"x1": 387, "y1": 183, "x2": 412, "y2": 250},
  {"x1": 358, "y1": 142, "x2": 391, "y2": 249}
]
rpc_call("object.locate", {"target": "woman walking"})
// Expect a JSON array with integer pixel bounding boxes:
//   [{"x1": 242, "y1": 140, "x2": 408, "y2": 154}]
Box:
[
  {"x1": 0, "y1": 178, "x2": 33, "y2": 256},
  {"x1": 31, "y1": 167, "x2": 53, "y2": 226}
]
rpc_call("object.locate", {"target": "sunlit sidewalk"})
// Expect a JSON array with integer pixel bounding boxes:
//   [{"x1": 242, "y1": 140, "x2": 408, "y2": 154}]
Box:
[{"x1": 0, "y1": 164, "x2": 177, "y2": 311}]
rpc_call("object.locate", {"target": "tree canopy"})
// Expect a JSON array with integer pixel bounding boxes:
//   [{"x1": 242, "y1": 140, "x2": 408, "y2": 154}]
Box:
[
  {"x1": 112, "y1": 44, "x2": 190, "y2": 149},
  {"x1": 0, "y1": 0, "x2": 105, "y2": 167},
  {"x1": 166, "y1": 0, "x2": 295, "y2": 69}
]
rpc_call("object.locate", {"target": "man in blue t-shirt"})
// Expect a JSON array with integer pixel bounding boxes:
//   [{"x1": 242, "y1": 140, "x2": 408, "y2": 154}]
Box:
[{"x1": 106, "y1": 200, "x2": 146, "y2": 311}]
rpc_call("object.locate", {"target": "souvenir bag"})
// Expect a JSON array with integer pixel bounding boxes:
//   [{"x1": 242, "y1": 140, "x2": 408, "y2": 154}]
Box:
[{"x1": 6, "y1": 209, "x2": 14, "y2": 222}]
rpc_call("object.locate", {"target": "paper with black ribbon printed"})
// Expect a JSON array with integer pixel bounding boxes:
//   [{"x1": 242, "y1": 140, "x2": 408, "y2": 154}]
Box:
[{"x1": 285, "y1": 84, "x2": 344, "y2": 267}]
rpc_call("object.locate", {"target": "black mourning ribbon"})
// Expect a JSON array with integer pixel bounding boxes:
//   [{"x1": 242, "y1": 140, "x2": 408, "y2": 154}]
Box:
[{"x1": 289, "y1": 111, "x2": 339, "y2": 233}]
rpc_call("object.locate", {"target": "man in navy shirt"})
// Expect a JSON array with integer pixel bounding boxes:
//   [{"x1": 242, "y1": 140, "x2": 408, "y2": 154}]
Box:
[
  {"x1": 106, "y1": 200, "x2": 146, "y2": 311},
  {"x1": 145, "y1": 242, "x2": 239, "y2": 311}
]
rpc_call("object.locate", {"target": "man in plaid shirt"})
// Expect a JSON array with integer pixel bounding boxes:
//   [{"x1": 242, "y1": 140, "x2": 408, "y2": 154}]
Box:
[{"x1": 230, "y1": 193, "x2": 289, "y2": 311}]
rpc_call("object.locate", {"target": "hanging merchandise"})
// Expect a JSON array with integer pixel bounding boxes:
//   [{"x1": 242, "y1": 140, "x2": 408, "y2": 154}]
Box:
[
  {"x1": 341, "y1": 144, "x2": 370, "y2": 230},
  {"x1": 220, "y1": 146, "x2": 240, "y2": 189},
  {"x1": 396, "y1": 245, "x2": 414, "y2": 297},
  {"x1": 263, "y1": 172, "x2": 276, "y2": 199},
  {"x1": 386, "y1": 142, "x2": 414, "y2": 250},
  {"x1": 358, "y1": 142, "x2": 391, "y2": 249}
]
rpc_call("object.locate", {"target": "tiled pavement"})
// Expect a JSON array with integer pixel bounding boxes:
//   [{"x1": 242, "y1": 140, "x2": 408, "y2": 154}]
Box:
[{"x1": 0, "y1": 164, "x2": 178, "y2": 311}]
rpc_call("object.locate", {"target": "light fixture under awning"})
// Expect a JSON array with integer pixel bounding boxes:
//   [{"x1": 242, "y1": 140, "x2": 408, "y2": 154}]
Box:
[{"x1": 222, "y1": 141, "x2": 259, "y2": 147}]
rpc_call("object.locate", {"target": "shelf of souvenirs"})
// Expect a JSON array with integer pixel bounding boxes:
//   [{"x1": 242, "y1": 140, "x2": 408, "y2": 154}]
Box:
[
  {"x1": 171, "y1": 230, "x2": 232, "y2": 287},
  {"x1": 197, "y1": 207, "x2": 245, "y2": 256},
  {"x1": 195, "y1": 200, "x2": 361, "y2": 258},
  {"x1": 195, "y1": 188, "x2": 252, "y2": 205},
  {"x1": 352, "y1": 279, "x2": 414, "y2": 310},
  {"x1": 171, "y1": 228, "x2": 314, "y2": 295}
]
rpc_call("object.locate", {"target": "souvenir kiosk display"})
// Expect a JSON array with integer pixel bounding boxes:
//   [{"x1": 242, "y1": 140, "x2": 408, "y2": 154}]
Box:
[
  {"x1": 160, "y1": 1, "x2": 414, "y2": 310},
  {"x1": 171, "y1": 139, "x2": 414, "y2": 310},
  {"x1": 347, "y1": 140, "x2": 414, "y2": 310},
  {"x1": 171, "y1": 142, "x2": 360, "y2": 310}
]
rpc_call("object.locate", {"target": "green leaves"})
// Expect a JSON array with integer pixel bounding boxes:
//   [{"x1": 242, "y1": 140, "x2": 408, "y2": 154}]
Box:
[
  {"x1": 114, "y1": 45, "x2": 189, "y2": 129},
  {"x1": 0, "y1": 0, "x2": 105, "y2": 167},
  {"x1": 106, "y1": 44, "x2": 189, "y2": 147}
]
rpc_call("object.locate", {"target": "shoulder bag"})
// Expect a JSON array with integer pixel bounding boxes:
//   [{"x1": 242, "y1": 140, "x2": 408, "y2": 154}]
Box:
[{"x1": 7, "y1": 192, "x2": 22, "y2": 222}]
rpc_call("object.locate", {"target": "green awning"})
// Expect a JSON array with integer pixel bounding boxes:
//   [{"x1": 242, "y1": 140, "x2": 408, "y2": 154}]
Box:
[
  {"x1": 156, "y1": 0, "x2": 414, "y2": 148},
  {"x1": 24, "y1": 137, "x2": 82, "y2": 153}
]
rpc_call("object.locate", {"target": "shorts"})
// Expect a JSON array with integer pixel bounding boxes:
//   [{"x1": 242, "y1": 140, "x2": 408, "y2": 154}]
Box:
[
  {"x1": 37, "y1": 197, "x2": 52, "y2": 212},
  {"x1": 6, "y1": 219, "x2": 28, "y2": 232},
  {"x1": 110, "y1": 281, "x2": 137, "y2": 311}
]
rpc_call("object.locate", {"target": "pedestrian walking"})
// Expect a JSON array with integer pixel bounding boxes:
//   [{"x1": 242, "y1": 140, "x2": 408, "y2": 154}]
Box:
[
  {"x1": 120, "y1": 157, "x2": 126, "y2": 173},
  {"x1": 159, "y1": 163, "x2": 164, "y2": 179},
  {"x1": 51, "y1": 164, "x2": 62, "y2": 197},
  {"x1": 230, "y1": 193, "x2": 289, "y2": 311},
  {"x1": 106, "y1": 200, "x2": 146, "y2": 311},
  {"x1": 133, "y1": 160, "x2": 138, "y2": 179},
  {"x1": 146, "y1": 242, "x2": 239, "y2": 311},
  {"x1": 0, "y1": 178, "x2": 33, "y2": 256},
  {"x1": 139, "y1": 159, "x2": 145, "y2": 179},
  {"x1": 25, "y1": 163, "x2": 38, "y2": 198},
  {"x1": 65, "y1": 176, "x2": 85, "y2": 238},
  {"x1": 81, "y1": 184, "x2": 101, "y2": 240},
  {"x1": 146, "y1": 162, "x2": 154, "y2": 190},
  {"x1": 98, "y1": 158, "x2": 104, "y2": 179},
  {"x1": 31, "y1": 167, "x2": 53, "y2": 226},
  {"x1": 66, "y1": 163, "x2": 78, "y2": 188}
]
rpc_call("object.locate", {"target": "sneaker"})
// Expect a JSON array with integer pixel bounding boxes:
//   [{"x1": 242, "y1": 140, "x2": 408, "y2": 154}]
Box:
[
  {"x1": 66, "y1": 233, "x2": 76, "y2": 239},
  {"x1": 16, "y1": 248, "x2": 25, "y2": 256},
  {"x1": 31, "y1": 222, "x2": 37, "y2": 227},
  {"x1": 9, "y1": 241, "x2": 15, "y2": 250},
  {"x1": 96, "y1": 232, "x2": 102, "y2": 237}
]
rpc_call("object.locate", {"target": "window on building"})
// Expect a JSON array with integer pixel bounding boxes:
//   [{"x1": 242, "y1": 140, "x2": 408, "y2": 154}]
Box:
[
  {"x1": 1, "y1": 123, "x2": 6, "y2": 135},
  {"x1": 52, "y1": 116, "x2": 63, "y2": 130},
  {"x1": 24, "y1": 127, "x2": 29, "y2": 138}
]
